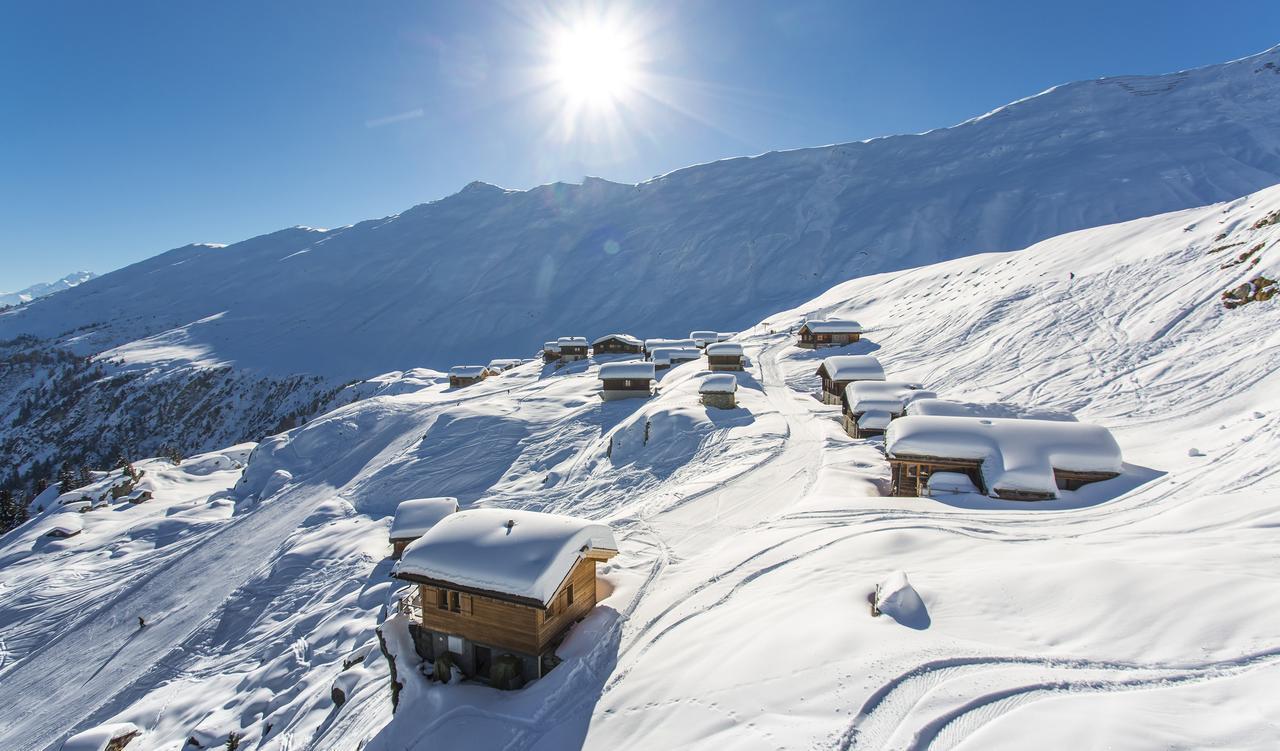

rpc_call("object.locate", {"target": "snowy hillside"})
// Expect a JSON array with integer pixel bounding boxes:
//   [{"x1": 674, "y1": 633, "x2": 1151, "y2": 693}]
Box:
[
  {"x1": 1, "y1": 181, "x2": 1277, "y2": 750},
  {"x1": 0, "y1": 271, "x2": 96, "y2": 307}
]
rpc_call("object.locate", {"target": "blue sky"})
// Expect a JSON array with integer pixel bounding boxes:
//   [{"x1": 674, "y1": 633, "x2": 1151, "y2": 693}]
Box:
[{"x1": 2, "y1": 1, "x2": 1278, "y2": 291}]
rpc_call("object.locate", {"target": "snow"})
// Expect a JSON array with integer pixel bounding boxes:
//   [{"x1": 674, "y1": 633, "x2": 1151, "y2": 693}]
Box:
[
  {"x1": 591, "y1": 333, "x2": 642, "y2": 347},
  {"x1": 802, "y1": 319, "x2": 864, "y2": 334},
  {"x1": 644, "y1": 338, "x2": 698, "y2": 353},
  {"x1": 698, "y1": 373, "x2": 738, "y2": 394},
  {"x1": 597, "y1": 362, "x2": 656, "y2": 381},
  {"x1": 926, "y1": 471, "x2": 982, "y2": 496},
  {"x1": 819, "y1": 354, "x2": 886, "y2": 382},
  {"x1": 395, "y1": 509, "x2": 618, "y2": 605},
  {"x1": 60, "y1": 723, "x2": 139, "y2": 751},
  {"x1": 857, "y1": 410, "x2": 893, "y2": 430},
  {"x1": 543, "y1": 341, "x2": 561, "y2": 352},
  {"x1": 0, "y1": 271, "x2": 97, "y2": 307},
  {"x1": 487, "y1": 358, "x2": 523, "y2": 372},
  {"x1": 45, "y1": 513, "x2": 84, "y2": 537},
  {"x1": 556, "y1": 336, "x2": 588, "y2": 348},
  {"x1": 703, "y1": 341, "x2": 744, "y2": 357},
  {"x1": 688, "y1": 330, "x2": 719, "y2": 346},
  {"x1": 887, "y1": 414, "x2": 1123, "y2": 497},
  {"x1": 874, "y1": 571, "x2": 929, "y2": 629},
  {"x1": 843, "y1": 380, "x2": 935, "y2": 413},
  {"x1": 716, "y1": 332, "x2": 737, "y2": 342},
  {"x1": 907, "y1": 397, "x2": 1077, "y2": 422},
  {"x1": 649, "y1": 347, "x2": 701, "y2": 366},
  {"x1": 388, "y1": 497, "x2": 459, "y2": 541},
  {"x1": 448, "y1": 365, "x2": 487, "y2": 378}
]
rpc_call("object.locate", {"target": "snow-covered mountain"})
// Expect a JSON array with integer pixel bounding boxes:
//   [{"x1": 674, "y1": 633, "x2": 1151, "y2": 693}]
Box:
[
  {"x1": 0, "y1": 271, "x2": 97, "y2": 307},
  {"x1": 4, "y1": 46, "x2": 1280, "y2": 482},
  {"x1": 2, "y1": 177, "x2": 1277, "y2": 750}
]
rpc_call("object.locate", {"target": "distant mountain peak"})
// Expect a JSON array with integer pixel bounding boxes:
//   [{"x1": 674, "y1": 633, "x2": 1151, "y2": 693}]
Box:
[{"x1": 0, "y1": 271, "x2": 97, "y2": 307}]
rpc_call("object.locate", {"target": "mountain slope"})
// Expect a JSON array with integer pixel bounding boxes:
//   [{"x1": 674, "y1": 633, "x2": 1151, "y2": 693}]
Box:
[
  {"x1": 0, "y1": 271, "x2": 97, "y2": 307},
  {"x1": 1, "y1": 182, "x2": 1277, "y2": 751},
  {"x1": 4, "y1": 46, "x2": 1280, "y2": 380}
]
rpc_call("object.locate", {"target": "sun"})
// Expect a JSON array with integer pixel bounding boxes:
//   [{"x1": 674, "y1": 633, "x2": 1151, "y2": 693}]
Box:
[{"x1": 550, "y1": 20, "x2": 638, "y2": 107}]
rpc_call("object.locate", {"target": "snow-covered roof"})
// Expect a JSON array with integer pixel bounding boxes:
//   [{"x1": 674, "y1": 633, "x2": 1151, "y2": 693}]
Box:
[
  {"x1": 557, "y1": 336, "x2": 589, "y2": 347},
  {"x1": 802, "y1": 319, "x2": 863, "y2": 334},
  {"x1": 599, "y1": 361, "x2": 656, "y2": 380},
  {"x1": 449, "y1": 365, "x2": 488, "y2": 378},
  {"x1": 857, "y1": 410, "x2": 893, "y2": 430},
  {"x1": 487, "y1": 358, "x2": 522, "y2": 371},
  {"x1": 716, "y1": 332, "x2": 737, "y2": 341},
  {"x1": 62, "y1": 723, "x2": 140, "y2": 751},
  {"x1": 592, "y1": 333, "x2": 642, "y2": 346},
  {"x1": 543, "y1": 341, "x2": 560, "y2": 351},
  {"x1": 389, "y1": 497, "x2": 460, "y2": 541},
  {"x1": 651, "y1": 347, "x2": 702, "y2": 365},
  {"x1": 645, "y1": 337, "x2": 697, "y2": 351},
  {"x1": 818, "y1": 355, "x2": 885, "y2": 382},
  {"x1": 886, "y1": 416, "x2": 1123, "y2": 497},
  {"x1": 396, "y1": 508, "x2": 618, "y2": 606},
  {"x1": 705, "y1": 342, "x2": 744, "y2": 357},
  {"x1": 699, "y1": 373, "x2": 738, "y2": 394},
  {"x1": 689, "y1": 330, "x2": 719, "y2": 344},
  {"x1": 844, "y1": 381, "x2": 935, "y2": 413},
  {"x1": 47, "y1": 513, "x2": 83, "y2": 537},
  {"x1": 906, "y1": 398, "x2": 1077, "y2": 422}
]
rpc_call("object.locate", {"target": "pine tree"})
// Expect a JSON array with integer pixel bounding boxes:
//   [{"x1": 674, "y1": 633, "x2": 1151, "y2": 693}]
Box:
[
  {"x1": 57, "y1": 463, "x2": 76, "y2": 494},
  {"x1": 77, "y1": 465, "x2": 95, "y2": 488},
  {"x1": 0, "y1": 488, "x2": 14, "y2": 532}
]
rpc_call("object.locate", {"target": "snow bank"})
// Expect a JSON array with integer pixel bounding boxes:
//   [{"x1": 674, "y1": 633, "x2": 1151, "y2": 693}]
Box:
[
  {"x1": 819, "y1": 355, "x2": 885, "y2": 382},
  {"x1": 396, "y1": 509, "x2": 617, "y2": 605},
  {"x1": 875, "y1": 571, "x2": 929, "y2": 629},
  {"x1": 389, "y1": 497, "x2": 459, "y2": 541},
  {"x1": 598, "y1": 362, "x2": 656, "y2": 381},
  {"x1": 60, "y1": 723, "x2": 139, "y2": 751},
  {"x1": 906, "y1": 398, "x2": 1077, "y2": 422},
  {"x1": 886, "y1": 416, "x2": 1123, "y2": 497}
]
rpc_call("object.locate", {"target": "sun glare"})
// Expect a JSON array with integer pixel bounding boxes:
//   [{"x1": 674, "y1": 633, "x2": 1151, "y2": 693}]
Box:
[{"x1": 551, "y1": 21, "x2": 638, "y2": 107}]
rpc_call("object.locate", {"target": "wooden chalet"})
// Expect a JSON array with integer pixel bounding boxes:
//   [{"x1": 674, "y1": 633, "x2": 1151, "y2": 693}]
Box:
[
  {"x1": 449, "y1": 365, "x2": 490, "y2": 388},
  {"x1": 650, "y1": 346, "x2": 701, "y2": 371},
  {"x1": 704, "y1": 342, "x2": 745, "y2": 371},
  {"x1": 699, "y1": 373, "x2": 738, "y2": 409},
  {"x1": 598, "y1": 361, "x2": 655, "y2": 400},
  {"x1": 816, "y1": 355, "x2": 885, "y2": 404},
  {"x1": 885, "y1": 416, "x2": 1123, "y2": 501},
  {"x1": 557, "y1": 336, "x2": 589, "y2": 361},
  {"x1": 389, "y1": 497, "x2": 459, "y2": 559},
  {"x1": 643, "y1": 337, "x2": 698, "y2": 357},
  {"x1": 591, "y1": 333, "x2": 643, "y2": 355},
  {"x1": 394, "y1": 509, "x2": 618, "y2": 686},
  {"x1": 487, "y1": 358, "x2": 523, "y2": 373},
  {"x1": 841, "y1": 381, "x2": 935, "y2": 438},
  {"x1": 542, "y1": 342, "x2": 561, "y2": 362},
  {"x1": 796, "y1": 319, "x2": 863, "y2": 349},
  {"x1": 689, "y1": 330, "x2": 720, "y2": 348}
]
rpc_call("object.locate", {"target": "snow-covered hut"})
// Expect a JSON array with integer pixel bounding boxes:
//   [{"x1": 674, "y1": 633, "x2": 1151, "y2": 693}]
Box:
[
  {"x1": 699, "y1": 373, "x2": 738, "y2": 409},
  {"x1": 842, "y1": 381, "x2": 936, "y2": 438},
  {"x1": 394, "y1": 509, "x2": 618, "y2": 684},
  {"x1": 542, "y1": 341, "x2": 561, "y2": 362},
  {"x1": 487, "y1": 358, "x2": 522, "y2": 373},
  {"x1": 816, "y1": 355, "x2": 885, "y2": 404},
  {"x1": 797, "y1": 319, "x2": 863, "y2": 349},
  {"x1": 885, "y1": 416, "x2": 1123, "y2": 501},
  {"x1": 689, "y1": 330, "x2": 720, "y2": 348},
  {"x1": 61, "y1": 722, "x2": 141, "y2": 751},
  {"x1": 448, "y1": 365, "x2": 490, "y2": 388},
  {"x1": 643, "y1": 337, "x2": 698, "y2": 357},
  {"x1": 556, "y1": 336, "x2": 589, "y2": 361},
  {"x1": 389, "y1": 497, "x2": 460, "y2": 558},
  {"x1": 598, "y1": 361, "x2": 655, "y2": 400},
  {"x1": 46, "y1": 513, "x2": 84, "y2": 539},
  {"x1": 650, "y1": 346, "x2": 701, "y2": 370},
  {"x1": 704, "y1": 342, "x2": 745, "y2": 371},
  {"x1": 591, "y1": 333, "x2": 643, "y2": 355}
]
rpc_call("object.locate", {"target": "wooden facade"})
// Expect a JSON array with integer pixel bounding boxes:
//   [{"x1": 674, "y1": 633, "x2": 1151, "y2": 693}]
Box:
[
  {"x1": 889, "y1": 455, "x2": 1120, "y2": 500},
  {"x1": 449, "y1": 372, "x2": 488, "y2": 388},
  {"x1": 592, "y1": 336, "x2": 643, "y2": 355},
  {"x1": 797, "y1": 325, "x2": 861, "y2": 349},
  {"x1": 400, "y1": 553, "x2": 612, "y2": 683},
  {"x1": 706, "y1": 354, "x2": 744, "y2": 371},
  {"x1": 559, "y1": 345, "x2": 589, "y2": 361},
  {"x1": 600, "y1": 378, "x2": 652, "y2": 398}
]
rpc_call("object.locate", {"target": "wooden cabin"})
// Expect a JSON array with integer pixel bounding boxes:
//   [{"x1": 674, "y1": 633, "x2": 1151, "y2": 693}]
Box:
[
  {"x1": 557, "y1": 337, "x2": 589, "y2": 361},
  {"x1": 841, "y1": 381, "x2": 935, "y2": 438},
  {"x1": 591, "y1": 333, "x2": 643, "y2": 355},
  {"x1": 650, "y1": 347, "x2": 701, "y2": 371},
  {"x1": 542, "y1": 342, "x2": 561, "y2": 362},
  {"x1": 487, "y1": 358, "x2": 523, "y2": 373},
  {"x1": 796, "y1": 319, "x2": 863, "y2": 349},
  {"x1": 689, "y1": 330, "x2": 720, "y2": 348},
  {"x1": 449, "y1": 365, "x2": 490, "y2": 388},
  {"x1": 816, "y1": 355, "x2": 885, "y2": 404},
  {"x1": 643, "y1": 338, "x2": 698, "y2": 357},
  {"x1": 394, "y1": 509, "x2": 618, "y2": 686},
  {"x1": 389, "y1": 497, "x2": 459, "y2": 559},
  {"x1": 598, "y1": 361, "x2": 655, "y2": 400},
  {"x1": 885, "y1": 416, "x2": 1123, "y2": 501},
  {"x1": 704, "y1": 342, "x2": 745, "y2": 371},
  {"x1": 699, "y1": 373, "x2": 738, "y2": 409}
]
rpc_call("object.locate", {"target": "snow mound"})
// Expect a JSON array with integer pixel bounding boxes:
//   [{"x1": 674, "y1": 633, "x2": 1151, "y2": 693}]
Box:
[
  {"x1": 875, "y1": 571, "x2": 929, "y2": 630},
  {"x1": 907, "y1": 398, "x2": 1077, "y2": 422},
  {"x1": 60, "y1": 723, "x2": 139, "y2": 751}
]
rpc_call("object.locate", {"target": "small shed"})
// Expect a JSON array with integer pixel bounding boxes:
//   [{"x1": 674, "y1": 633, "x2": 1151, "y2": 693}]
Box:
[
  {"x1": 816, "y1": 355, "x2": 885, "y2": 404},
  {"x1": 46, "y1": 513, "x2": 84, "y2": 539},
  {"x1": 389, "y1": 497, "x2": 460, "y2": 559},
  {"x1": 797, "y1": 319, "x2": 863, "y2": 349},
  {"x1": 487, "y1": 359, "x2": 522, "y2": 373},
  {"x1": 650, "y1": 347, "x2": 701, "y2": 370},
  {"x1": 700, "y1": 373, "x2": 738, "y2": 409},
  {"x1": 598, "y1": 361, "x2": 655, "y2": 400},
  {"x1": 449, "y1": 365, "x2": 490, "y2": 388},
  {"x1": 841, "y1": 381, "x2": 936, "y2": 438},
  {"x1": 689, "y1": 330, "x2": 720, "y2": 348},
  {"x1": 705, "y1": 342, "x2": 745, "y2": 371},
  {"x1": 61, "y1": 722, "x2": 141, "y2": 751},
  {"x1": 644, "y1": 338, "x2": 698, "y2": 357},
  {"x1": 885, "y1": 415, "x2": 1123, "y2": 501},
  {"x1": 556, "y1": 337, "x2": 589, "y2": 361},
  {"x1": 542, "y1": 342, "x2": 561, "y2": 362},
  {"x1": 591, "y1": 333, "x2": 643, "y2": 355},
  {"x1": 394, "y1": 509, "x2": 618, "y2": 685}
]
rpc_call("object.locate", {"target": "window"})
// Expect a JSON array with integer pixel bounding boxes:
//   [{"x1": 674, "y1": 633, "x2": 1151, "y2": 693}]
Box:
[
  {"x1": 447, "y1": 635, "x2": 464, "y2": 654},
  {"x1": 565, "y1": 584, "x2": 575, "y2": 607},
  {"x1": 436, "y1": 588, "x2": 449, "y2": 610},
  {"x1": 450, "y1": 591, "x2": 461, "y2": 612},
  {"x1": 623, "y1": 379, "x2": 632, "y2": 388}
]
